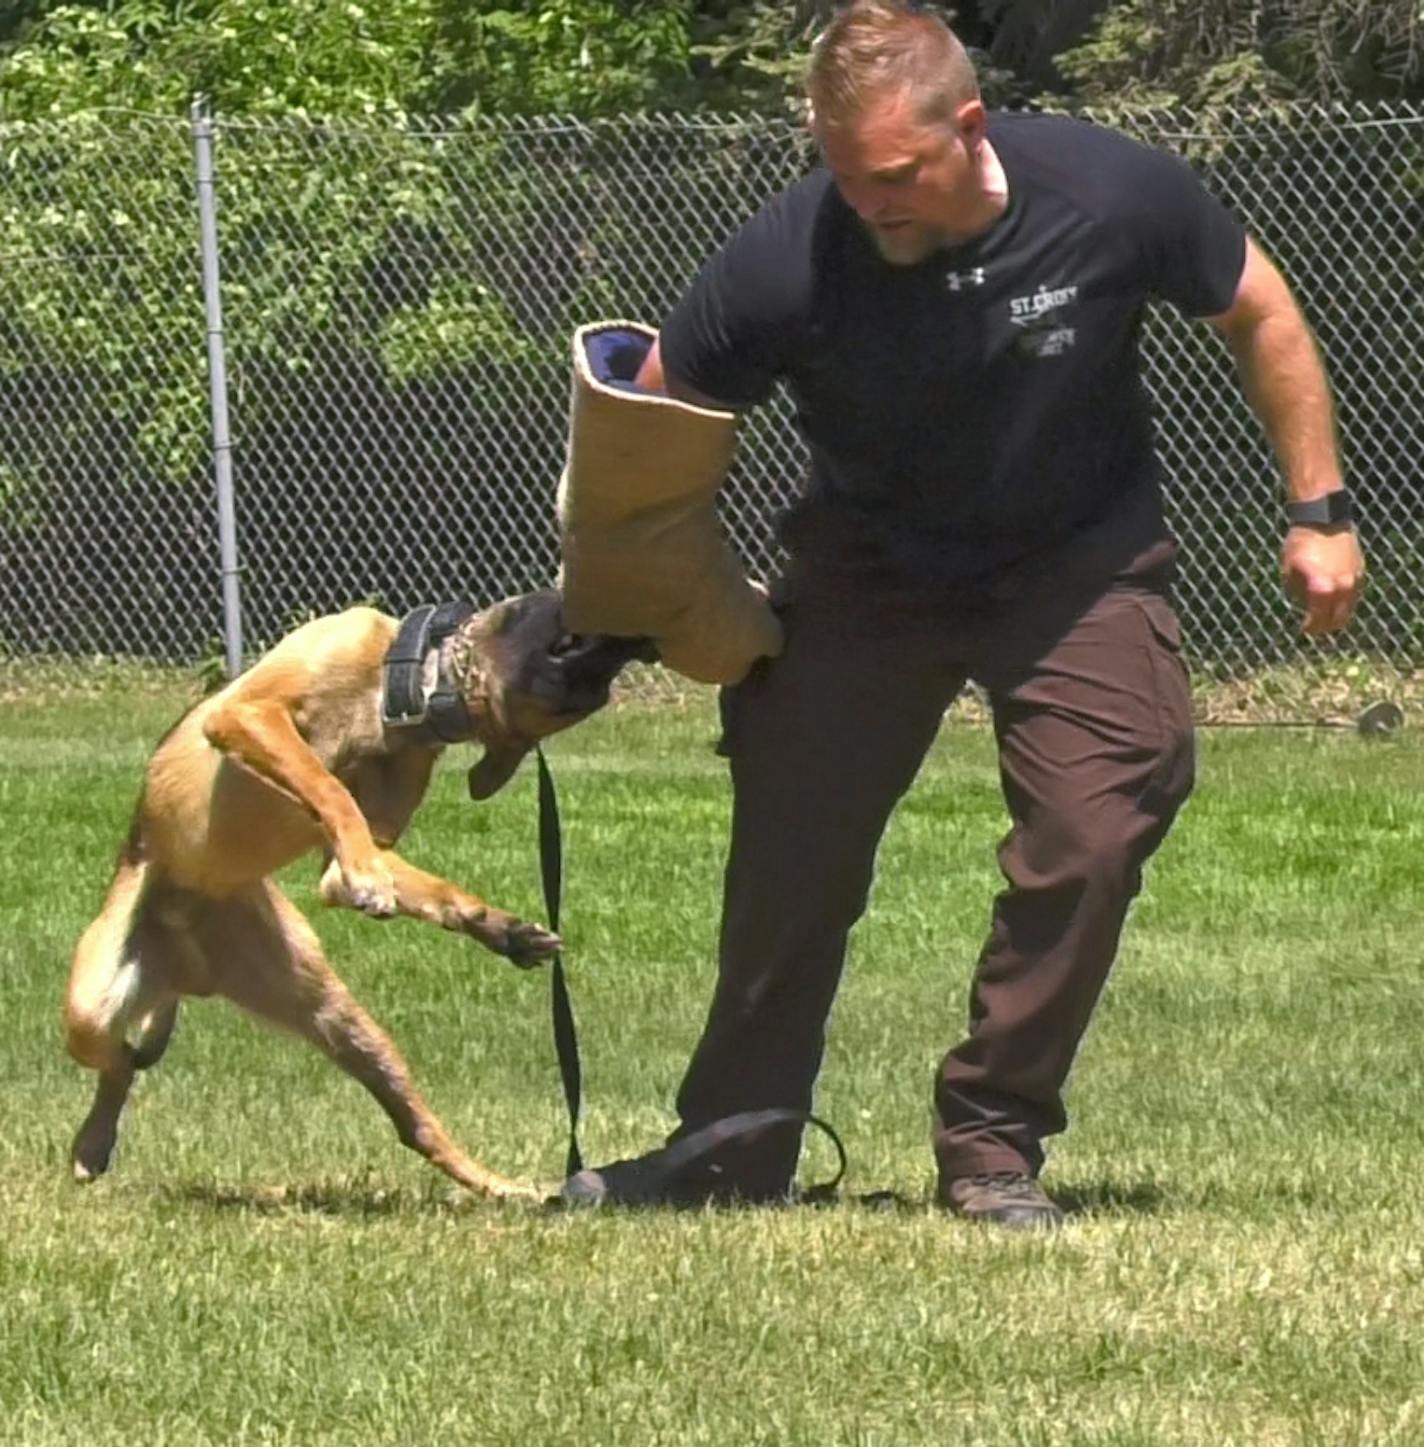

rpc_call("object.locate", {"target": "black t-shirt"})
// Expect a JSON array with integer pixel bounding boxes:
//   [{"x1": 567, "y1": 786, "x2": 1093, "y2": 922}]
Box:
[{"x1": 659, "y1": 111, "x2": 1247, "y2": 585}]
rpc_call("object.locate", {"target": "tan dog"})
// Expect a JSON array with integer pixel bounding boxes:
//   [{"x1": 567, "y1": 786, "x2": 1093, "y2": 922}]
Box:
[{"x1": 63, "y1": 590, "x2": 649, "y2": 1199}]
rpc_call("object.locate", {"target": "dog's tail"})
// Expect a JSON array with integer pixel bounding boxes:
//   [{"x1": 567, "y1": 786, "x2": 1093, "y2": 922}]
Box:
[{"x1": 63, "y1": 819, "x2": 156, "y2": 1074}]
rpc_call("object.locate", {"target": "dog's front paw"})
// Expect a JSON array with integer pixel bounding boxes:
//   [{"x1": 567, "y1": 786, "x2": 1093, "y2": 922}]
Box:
[
  {"x1": 505, "y1": 919, "x2": 562, "y2": 966},
  {"x1": 470, "y1": 908, "x2": 561, "y2": 966},
  {"x1": 341, "y1": 858, "x2": 397, "y2": 918}
]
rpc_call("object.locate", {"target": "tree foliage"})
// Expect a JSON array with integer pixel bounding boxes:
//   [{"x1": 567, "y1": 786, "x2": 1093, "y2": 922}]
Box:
[
  {"x1": 0, "y1": 0, "x2": 854, "y2": 121},
  {"x1": 0, "y1": 0, "x2": 437, "y2": 117},
  {"x1": 0, "y1": 0, "x2": 695, "y2": 121},
  {"x1": 429, "y1": 3, "x2": 694, "y2": 115},
  {"x1": 1, "y1": 0, "x2": 1417, "y2": 518},
  {"x1": 685, "y1": 2, "x2": 830, "y2": 113},
  {"x1": 2, "y1": 0, "x2": 1422, "y2": 121},
  {"x1": 1054, "y1": 0, "x2": 1424, "y2": 107}
]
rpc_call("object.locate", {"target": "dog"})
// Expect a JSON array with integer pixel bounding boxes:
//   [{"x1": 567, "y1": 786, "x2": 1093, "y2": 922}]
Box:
[{"x1": 63, "y1": 590, "x2": 650, "y2": 1200}]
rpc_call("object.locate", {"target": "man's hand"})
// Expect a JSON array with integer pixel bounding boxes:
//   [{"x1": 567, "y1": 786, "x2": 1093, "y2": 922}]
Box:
[{"x1": 1281, "y1": 525, "x2": 1365, "y2": 634}]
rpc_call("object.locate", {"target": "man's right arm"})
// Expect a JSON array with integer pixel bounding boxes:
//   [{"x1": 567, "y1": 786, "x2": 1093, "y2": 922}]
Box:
[
  {"x1": 636, "y1": 175, "x2": 820, "y2": 412},
  {"x1": 633, "y1": 334, "x2": 736, "y2": 412}
]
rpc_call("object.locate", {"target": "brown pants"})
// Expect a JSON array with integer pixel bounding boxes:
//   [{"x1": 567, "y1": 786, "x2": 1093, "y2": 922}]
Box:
[{"x1": 672, "y1": 538, "x2": 1195, "y2": 1195}]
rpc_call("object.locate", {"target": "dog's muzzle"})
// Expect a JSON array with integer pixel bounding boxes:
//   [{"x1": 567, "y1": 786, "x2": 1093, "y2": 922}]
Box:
[
  {"x1": 464, "y1": 589, "x2": 655, "y2": 800},
  {"x1": 545, "y1": 632, "x2": 656, "y2": 715}
]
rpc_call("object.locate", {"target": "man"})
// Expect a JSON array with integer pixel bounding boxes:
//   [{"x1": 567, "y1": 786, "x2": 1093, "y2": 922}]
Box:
[{"x1": 569, "y1": 0, "x2": 1364, "y2": 1227}]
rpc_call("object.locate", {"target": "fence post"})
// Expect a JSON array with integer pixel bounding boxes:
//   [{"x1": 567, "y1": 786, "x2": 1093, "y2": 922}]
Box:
[{"x1": 191, "y1": 94, "x2": 244, "y2": 677}]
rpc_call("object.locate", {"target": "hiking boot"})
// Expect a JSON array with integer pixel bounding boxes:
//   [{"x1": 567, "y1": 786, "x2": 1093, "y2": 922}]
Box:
[{"x1": 941, "y1": 1170, "x2": 1064, "y2": 1231}]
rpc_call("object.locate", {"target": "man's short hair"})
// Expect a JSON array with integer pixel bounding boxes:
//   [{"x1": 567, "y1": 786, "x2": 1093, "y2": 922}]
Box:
[{"x1": 807, "y1": 1, "x2": 980, "y2": 132}]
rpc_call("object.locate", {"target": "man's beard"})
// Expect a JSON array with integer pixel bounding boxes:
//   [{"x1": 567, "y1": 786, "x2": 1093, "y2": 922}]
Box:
[{"x1": 862, "y1": 218, "x2": 947, "y2": 266}]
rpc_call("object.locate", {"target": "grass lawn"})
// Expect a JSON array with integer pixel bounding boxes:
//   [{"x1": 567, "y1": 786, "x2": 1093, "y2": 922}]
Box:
[{"x1": 2, "y1": 691, "x2": 1423, "y2": 1445}]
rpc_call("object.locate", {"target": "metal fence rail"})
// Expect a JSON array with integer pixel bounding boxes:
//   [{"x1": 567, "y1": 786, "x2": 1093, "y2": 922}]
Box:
[{"x1": 0, "y1": 102, "x2": 1419, "y2": 719}]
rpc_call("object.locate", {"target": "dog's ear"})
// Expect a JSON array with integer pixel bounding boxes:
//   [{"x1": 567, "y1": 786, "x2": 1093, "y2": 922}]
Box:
[{"x1": 467, "y1": 743, "x2": 533, "y2": 801}]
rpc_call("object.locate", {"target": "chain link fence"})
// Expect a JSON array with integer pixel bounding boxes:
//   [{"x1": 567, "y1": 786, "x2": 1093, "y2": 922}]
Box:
[{"x1": 0, "y1": 102, "x2": 1419, "y2": 719}]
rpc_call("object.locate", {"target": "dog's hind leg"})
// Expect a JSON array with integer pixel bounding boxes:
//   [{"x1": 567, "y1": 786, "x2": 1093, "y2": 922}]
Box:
[
  {"x1": 202, "y1": 883, "x2": 538, "y2": 1201},
  {"x1": 67, "y1": 859, "x2": 146, "y2": 1180},
  {"x1": 66, "y1": 859, "x2": 148, "y2": 1077},
  {"x1": 71, "y1": 1061, "x2": 140, "y2": 1183},
  {"x1": 131, "y1": 998, "x2": 180, "y2": 1069},
  {"x1": 69, "y1": 960, "x2": 183, "y2": 1184},
  {"x1": 65, "y1": 862, "x2": 183, "y2": 1181}
]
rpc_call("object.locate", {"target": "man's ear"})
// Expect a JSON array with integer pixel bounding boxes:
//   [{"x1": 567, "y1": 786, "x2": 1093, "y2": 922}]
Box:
[{"x1": 957, "y1": 97, "x2": 987, "y2": 150}]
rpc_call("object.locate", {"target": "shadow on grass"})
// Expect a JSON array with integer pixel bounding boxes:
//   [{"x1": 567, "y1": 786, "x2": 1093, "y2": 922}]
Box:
[
  {"x1": 1052, "y1": 1179, "x2": 1167, "y2": 1218},
  {"x1": 161, "y1": 1179, "x2": 470, "y2": 1219},
  {"x1": 829, "y1": 1181, "x2": 1169, "y2": 1219},
  {"x1": 160, "y1": 1178, "x2": 1171, "y2": 1222}
]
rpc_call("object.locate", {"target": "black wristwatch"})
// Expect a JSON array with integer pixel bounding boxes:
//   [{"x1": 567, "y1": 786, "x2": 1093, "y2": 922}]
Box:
[{"x1": 1286, "y1": 490, "x2": 1354, "y2": 528}]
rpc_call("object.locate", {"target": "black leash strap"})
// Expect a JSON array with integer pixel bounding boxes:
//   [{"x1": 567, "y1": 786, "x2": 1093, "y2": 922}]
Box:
[
  {"x1": 647, "y1": 1107, "x2": 847, "y2": 1203},
  {"x1": 537, "y1": 747, "x2": 583, "y2": 1177},
  {"x1": 535, "y1": 745, "x2": 846, "y2": 1202}
]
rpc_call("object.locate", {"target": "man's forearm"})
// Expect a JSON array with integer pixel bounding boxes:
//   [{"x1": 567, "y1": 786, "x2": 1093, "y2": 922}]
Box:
[
  {"x1": 1226, "y1": 311, "x2": 1343, "y2": 502},
  {"x1": 1210, "y1": 241, "x2": 1365, "y2": 633},
  {"x1": 1214, "y1": 243, "x2": 1344, "y2": 504}
]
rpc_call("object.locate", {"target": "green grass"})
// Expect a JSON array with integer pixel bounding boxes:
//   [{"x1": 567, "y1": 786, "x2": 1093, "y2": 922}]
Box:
[{"x1": 3, "y1": 694, "x2": 1424, "y2": 1445}]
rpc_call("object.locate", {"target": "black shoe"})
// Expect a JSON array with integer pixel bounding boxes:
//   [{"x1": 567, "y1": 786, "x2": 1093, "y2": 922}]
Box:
[
  {"x1": 941, "y1": 1171, "x2": 1064, "y2": 1231},
  {"x1": 559, "y1": 1151, "x2": 791, "y2": 1209}
]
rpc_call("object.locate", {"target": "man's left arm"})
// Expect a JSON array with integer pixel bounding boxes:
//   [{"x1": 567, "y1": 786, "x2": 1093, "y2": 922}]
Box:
[{"x1": 1207, "y1": 238, "x2": 1365, "y2": 635}]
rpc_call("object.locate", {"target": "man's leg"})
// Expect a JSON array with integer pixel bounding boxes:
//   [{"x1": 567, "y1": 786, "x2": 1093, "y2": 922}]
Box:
[
  {"x1": 671, "y1": 578, "x2": 966, "y2": 1198},
  {"x1": 934, "y1": 582, "x2": 1195, "y2": 1199}
]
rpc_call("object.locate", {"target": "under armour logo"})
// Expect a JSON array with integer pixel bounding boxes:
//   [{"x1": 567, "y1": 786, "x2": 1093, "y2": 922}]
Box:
[{"x1": 945, "y1": 267, "x2": 986, "y2": 292}]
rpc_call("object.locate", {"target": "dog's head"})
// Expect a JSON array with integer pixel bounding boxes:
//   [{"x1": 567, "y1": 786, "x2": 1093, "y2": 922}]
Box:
[{"x1": 446, "y1": 589, "x2": 654, "y2": 799}]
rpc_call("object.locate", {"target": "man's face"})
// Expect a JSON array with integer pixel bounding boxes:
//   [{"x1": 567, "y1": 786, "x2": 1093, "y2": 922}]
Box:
[{"x1": 816, "y1": 93, "x2": 983, "y2": 266}]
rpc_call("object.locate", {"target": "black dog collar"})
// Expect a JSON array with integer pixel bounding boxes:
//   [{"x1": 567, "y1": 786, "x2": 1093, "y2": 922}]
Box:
[{"x1": 381, "y1": 602, "x2": 476, "y2": 744}]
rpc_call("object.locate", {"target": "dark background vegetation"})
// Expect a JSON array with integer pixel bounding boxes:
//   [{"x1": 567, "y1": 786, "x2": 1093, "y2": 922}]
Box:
[{"x1": 0, "y1": 2, "x2": 1418, "y2": 676}]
